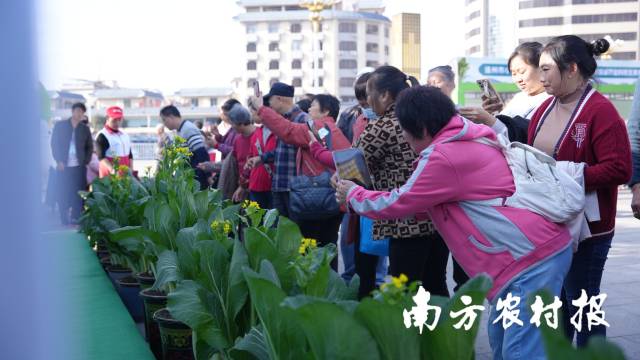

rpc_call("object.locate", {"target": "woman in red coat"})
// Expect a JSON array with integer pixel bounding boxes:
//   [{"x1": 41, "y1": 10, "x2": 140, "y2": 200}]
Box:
[{"x1": 528, "y1": 35, "x2": 632, "y2": 347}]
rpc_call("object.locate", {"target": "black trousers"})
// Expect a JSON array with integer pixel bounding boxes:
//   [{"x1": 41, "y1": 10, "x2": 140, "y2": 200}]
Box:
[
  {"x1": 297, "y1": 213, "x2": 343, "y2": 271},
  {"x1": 452, "y1": 257, "x2": 470, "y2": 293},
  {"x1": 58, "y1": 165, "x2": 86, "y2": 223},
  {"x1": 354, "y1": 233, "x2": 380, "y2": 299},
  {"x1": 389, "y1": 232, "x2": 450, "y2": 297},
  {"x1": 272, "y1": 191, "x2": 291, "y2": 219}
]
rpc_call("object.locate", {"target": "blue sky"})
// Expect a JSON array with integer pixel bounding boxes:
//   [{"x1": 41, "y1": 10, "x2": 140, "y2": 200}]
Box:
[{"x1": 37, "y1": 0, "x2": 465, "y2": 93}]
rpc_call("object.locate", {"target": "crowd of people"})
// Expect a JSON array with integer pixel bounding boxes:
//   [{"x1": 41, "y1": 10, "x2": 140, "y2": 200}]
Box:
[{"x1": 48, "y1": 34, "x2": 640, "y2": 358}]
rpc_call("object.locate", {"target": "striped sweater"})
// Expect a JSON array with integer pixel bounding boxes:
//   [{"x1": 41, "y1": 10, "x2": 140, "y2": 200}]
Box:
[{"x1": 178, "y1": 120, "x2": 205, "y2": 152}]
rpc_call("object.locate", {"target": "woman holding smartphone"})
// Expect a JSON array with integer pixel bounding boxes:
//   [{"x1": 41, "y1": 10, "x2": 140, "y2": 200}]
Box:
[
  {"x1": 460, "y1": 42, "x2": 550, "y2": 142},
  {"x1": 530, "y1": 35, "x2": 631, "y2": 346}
]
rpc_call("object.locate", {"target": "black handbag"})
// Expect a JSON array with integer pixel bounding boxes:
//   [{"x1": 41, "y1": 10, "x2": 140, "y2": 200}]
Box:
[
  {"x1": 289, "y1": 128, "x2": 340, "y2": 220},
  {"x1": 290, "y1": 170, "x2": 340, "y2": 220}
]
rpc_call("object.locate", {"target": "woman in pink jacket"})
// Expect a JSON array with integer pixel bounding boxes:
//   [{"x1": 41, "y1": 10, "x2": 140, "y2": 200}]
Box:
[{"x1": 336, "y1": 86, "x2": 572, "y2": 360}]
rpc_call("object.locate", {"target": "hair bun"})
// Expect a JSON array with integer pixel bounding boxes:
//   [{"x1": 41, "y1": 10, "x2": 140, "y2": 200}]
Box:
[{"x1": 590, "y1": 38, "x2": 610, "y2": 56}]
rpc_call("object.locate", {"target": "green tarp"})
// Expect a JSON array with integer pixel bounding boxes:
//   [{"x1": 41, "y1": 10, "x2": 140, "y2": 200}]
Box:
[{"x1": 46, "y1": 230, "x2": 154, "y2": 360}]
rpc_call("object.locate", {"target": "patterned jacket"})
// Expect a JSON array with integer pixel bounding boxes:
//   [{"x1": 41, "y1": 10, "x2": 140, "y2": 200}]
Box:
[{"x1": 354, "y1": 104, "x2": 435, "y2": 239}]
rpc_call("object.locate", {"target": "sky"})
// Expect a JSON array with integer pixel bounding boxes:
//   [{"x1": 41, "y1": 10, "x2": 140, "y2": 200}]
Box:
[{"x1": 37, "y1": 0, "x2": 465, "y2": 94}]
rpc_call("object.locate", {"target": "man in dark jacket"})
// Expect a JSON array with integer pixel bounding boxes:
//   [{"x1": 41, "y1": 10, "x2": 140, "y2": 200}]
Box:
[{"x1": 50, "y1": 102, "x2": 93, "y2": 224}]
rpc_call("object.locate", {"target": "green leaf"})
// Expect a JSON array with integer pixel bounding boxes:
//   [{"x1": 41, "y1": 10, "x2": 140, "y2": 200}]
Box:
[
  {"x1": 258, "y1": 259, "x2": 281, "y2": 288},
  {"x1": 245, "y1": 228, "x2": 295, "y2": 293},
  {"x1": 418, "y1": 275, "x2": 492, "y2": 360},
  {"x1": 167, "y1": 280, "x2": 229, "y2": 351},
  {"x1": 274, "y1": 217, "x2": 302, "y2": 256},
  {"x1": 325, "y1": 271, "x2": 359, "y2": 301},
  {"x1": 262, "y1": 209, "x2": 279, "y2": 229},
  {"x1": 283, "y1": 296, "x2": 380, "y2": 360},
  {"x1": 176, "y1": 227, "x2": 200, "y2": 280},
  {"x1": 355, "y1": 299, "x2": 420, "y2": 360},
  {"x1": 243, "y1": 267, "x2": 308, "y2": 360},
  {"x1": 228, "y1": 239, "x2": 250, "y2": 320},
  {"x1": 153, "y1": 250, "x2": 180, "y2": 290},
  {"x1": 167, "y1": 280, "x2": 213, "y2": 328},
  {"x1": 232, "y1": 325, "x2": 271, "y2": 360},
  {"x1": 245, "y1": 228, "x2": 279, "y2": 270},
  {"x1": 305, "y1": 258, "x2": 330, "y2": 297}
]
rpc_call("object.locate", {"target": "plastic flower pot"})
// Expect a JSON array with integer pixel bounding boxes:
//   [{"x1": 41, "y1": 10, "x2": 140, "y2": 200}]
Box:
[
  {"x1": 140, "y1": 289, "x2": 167, "y2": 359},
  {"x1": 134, "y1": 272, "x2": 155, "y2": 291},
  {"x1": 99, "y1": 255, "x2": 111, "y2": 270},
  {"x1": 153, "y1": 308, "x2": 193, "y2": 360},
  {"x1": 96, "y1": 240, "x2": 108, "y2": 258},
  {"x1": 106, "y1": 265, "x2": 131, "y2": 288},
  {"x1": 115, "y1": 275, "x2": 144, "y2": 322}
]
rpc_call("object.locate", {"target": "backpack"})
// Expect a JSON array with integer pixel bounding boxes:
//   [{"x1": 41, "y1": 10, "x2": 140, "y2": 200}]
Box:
[{"x1": 473, "y1": 134, "x2": 585, "y2": 223}]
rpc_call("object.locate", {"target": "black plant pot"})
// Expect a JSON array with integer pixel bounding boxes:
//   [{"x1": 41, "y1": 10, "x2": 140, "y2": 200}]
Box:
[
  {"x1": 116, "y1": 275, "x2": 144, "y2": 322},
  {"x1": 135, "y1": 272, "x2": 155, "y2": 291},
  {"x1": 153, "y1": 308, "x2": 193, "y2": 360},
  {"x1": 99, "y1": 255, "x2": 111, "y2": 270},
  {"x1": 140, "y1": 289, "x2": 167, "y2": 359},
  {"x1": 106, "y1": 265, "x2": 131, "y2": 288}
]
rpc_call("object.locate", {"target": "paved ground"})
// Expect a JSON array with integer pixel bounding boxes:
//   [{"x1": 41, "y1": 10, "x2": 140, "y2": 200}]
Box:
[{"x1": 472, "y1": 187, "x2": 640, "y2": 359}]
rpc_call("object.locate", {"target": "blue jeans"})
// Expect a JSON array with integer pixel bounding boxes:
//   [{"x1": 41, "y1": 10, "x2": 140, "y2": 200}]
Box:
[
  {"x1": 488, "y1": 246, "x2": 572, "y2": 360},
  {"x1": 340, "y1": 213, "x2": 356, "y2": 281},
  {"x1": 561, "y1": 234, "x2": 613, "y2": 347}
]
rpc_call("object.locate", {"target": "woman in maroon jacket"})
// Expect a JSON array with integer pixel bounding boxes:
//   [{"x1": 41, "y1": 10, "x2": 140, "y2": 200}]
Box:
[{"x1": 529, "y1": 35, "x2": 632, "y2": 347}]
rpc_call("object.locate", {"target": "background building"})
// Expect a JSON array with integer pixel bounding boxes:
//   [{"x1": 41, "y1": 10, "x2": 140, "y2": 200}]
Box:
[
  {"x1": 390, "y1": 13, "x2": 421, "y2": 79},
  {"x1": 516, "y1": 0, "x2": 640, "y2": 60},
  {"x1": 235, "y1": 0, "x2": 391, "y2": 103},
  {"x1": 465, "y1": 0, "x2": 640, "y2": 60},
  {"x1": 48, "y1": 91, "x2": 86, "y2": 121},
  {"x1": 93, "y1": 88, "x2": 165, "y2": 129},
  {"x1": 464, "y1": 0, "x2": 518, "y2": 58}
]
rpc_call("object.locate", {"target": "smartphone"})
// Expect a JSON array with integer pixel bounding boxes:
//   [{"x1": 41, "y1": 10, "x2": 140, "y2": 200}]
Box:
[
  {"x1": 476, "y1": 79, "x2": 503, "y2": 104},
  {"x1": 318, "y1": 128, "x2": 329, "y2": 140},
  {"x1": 253, "y1": 81, "x2": 260, "y2": 97}
]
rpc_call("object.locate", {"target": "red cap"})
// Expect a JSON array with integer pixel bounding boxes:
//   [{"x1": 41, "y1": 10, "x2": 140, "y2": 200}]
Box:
[{"x1": 106, "y1": 106, "x2": 124, "y2": 119}]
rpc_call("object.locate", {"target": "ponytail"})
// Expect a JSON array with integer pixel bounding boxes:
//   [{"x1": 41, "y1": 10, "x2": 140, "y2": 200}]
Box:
[{"x1": 407, "y1": 75, "x2": 420, "y2": 87}]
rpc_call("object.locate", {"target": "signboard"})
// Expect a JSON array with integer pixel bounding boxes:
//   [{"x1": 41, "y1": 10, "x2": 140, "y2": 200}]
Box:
[{"x1": 461, "y1": 57, "x2": 640, "y2": 85}]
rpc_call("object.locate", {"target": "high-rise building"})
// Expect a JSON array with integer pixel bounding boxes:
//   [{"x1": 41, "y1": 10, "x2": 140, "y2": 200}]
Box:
[
  {"x1": 390, "y1": 13, "x2": 421, "y2": 79},
  {"x1": 464, "y1": 0, "x2": 518, "y2": 58},
  {"x1": 516, "y1": 0, "x2": 640, "y2": 60},
  {"x1": 235, "y1": 0, "x2": 391, "y2": 103},
  {"x1": 466, "y1": 0, "x2": 640, "y2": 60}
]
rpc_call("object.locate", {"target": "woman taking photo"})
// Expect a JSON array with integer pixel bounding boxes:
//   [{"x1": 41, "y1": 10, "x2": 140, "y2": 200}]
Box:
[
  {"x1": 460, "y1": 42, "x2": 550, "y2": 142},
  {"x1": 353, "y1": 65, "x2": 449, "y2": 298},
  {"x1": 336, "y1": 86, "x2": 573, "y2": 359},
  {"x1": 529, "y1": 35, "x2": 632, "y2": 346}
]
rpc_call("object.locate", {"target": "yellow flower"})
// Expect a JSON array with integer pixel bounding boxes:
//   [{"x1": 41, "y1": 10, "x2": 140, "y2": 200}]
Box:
[
  {"x1": 174, "y1": 135, "x2": 186, "y2": 144},
  {"x1": 298, "y1": 245, "x2": 306, "y2": 255},
  {"x1": 243, "y1": 200, "x2": 260, "y2": 211},
  {"x1": 210, "y1": 220, "x2": 220, "y2": 231},
  {"x1": 301, "y1": 238, "x2": 317, "y2": 249},
  {"x1": 117, "y1": 164, "x2": 129, "y2": 173},
  {"x1": 175, "y1": 147, "x2": 192, "y2": 157},
  {"x1": 223, "y1": 221, "x2": 232, "y2": 234},
  {"x1": 390, "y1": 274, "x2": 409, "y2": 289}
]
